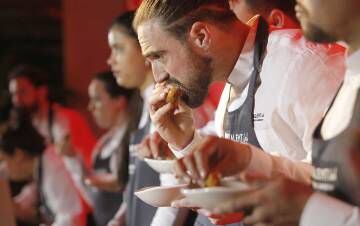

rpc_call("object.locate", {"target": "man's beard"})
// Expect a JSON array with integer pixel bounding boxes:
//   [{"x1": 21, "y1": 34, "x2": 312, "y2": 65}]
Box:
[
  {"x1": 170, "y1": 54, "x2": 212, "y2": 108},
  {"x1": 303, "y1": 23, "x2": 337, "y2": 43}
]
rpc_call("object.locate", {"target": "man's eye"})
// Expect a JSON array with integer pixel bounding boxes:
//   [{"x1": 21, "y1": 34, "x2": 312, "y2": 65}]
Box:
[
  {"x1": 114, "y1": 46, "x2": 124, "y2": 52},
  {"x1": 149, "y1": 54, "x2": 161, "y2": 60}
]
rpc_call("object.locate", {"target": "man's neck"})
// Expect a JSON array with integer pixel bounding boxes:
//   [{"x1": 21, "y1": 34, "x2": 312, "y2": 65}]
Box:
[
  {"x1": 213, "y1": 21, "x2": 251, "y2": 82},
  {"x1": 112, "y1": 111, "x2": 129, "y2": 130},
  {"x1": 345, "y1": 18, "x2": 360, "y2": 55}
]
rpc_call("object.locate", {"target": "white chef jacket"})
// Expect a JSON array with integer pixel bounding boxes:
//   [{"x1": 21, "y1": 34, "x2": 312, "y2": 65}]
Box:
[
  {"x1": 300, "y1": 49, "x2": 360, "y2": 226},
  {"x1": 171, "y1": 17, "x2": 345, "y2": 184},
  {"x1": 41, "y1": 146, "x2": 85, "y2": 226}
]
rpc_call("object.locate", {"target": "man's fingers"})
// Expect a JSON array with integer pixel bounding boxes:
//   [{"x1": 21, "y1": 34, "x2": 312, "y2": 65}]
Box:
[
  {"x1": 182, "y1": 155, "x2": 201, "y2": 181},
  {"x1": 171, "y1": 197, "x2": 199, "y2": 208},
  {"x1": 173, "y1": 159, "x2": 191, "y2": 183},
  {"x1": 213, "y1": 191, "x2": 260, "y2": 214},
  {"x1": 137, "y1": 137, "x2": 152, "y2": 159},
  {"x1": 149, "y1": 133, "x2": 161, "y2": 159},
  {"x1": 243, "y1": 205, "x2": 271, "y2": 225},
  {"x1": 193, "y1": 136, "x2": 218, "y2": 178},
  {"x1": 151, "y1": 103, "x2": 174, "y2": 124}
]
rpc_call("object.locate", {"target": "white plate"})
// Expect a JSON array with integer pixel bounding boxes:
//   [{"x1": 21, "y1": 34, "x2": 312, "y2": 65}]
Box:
[
  {"x1": 134, "y1": 184, "x2": 187, "y2": 207},
  {"x1": 144, "y1": 158, "x2": 175, "y2": 174},
  {"x1": 181, "y1": 180, "x2": 250, "y2": 210}
]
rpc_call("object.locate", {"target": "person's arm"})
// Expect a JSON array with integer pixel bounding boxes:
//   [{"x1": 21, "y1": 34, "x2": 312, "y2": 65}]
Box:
[
  {"x1": 300, "y1": 193, "x2": 360, "y2": 226},
  {"x1": 276, "y1": 42, "x2": 345, "y2": 162},
  {"x1": 42, "y1": 147, "x2": 87, "y2": 226},
  {"x1": 244, "y1": 144, "x2": 313, "y2": 184}
]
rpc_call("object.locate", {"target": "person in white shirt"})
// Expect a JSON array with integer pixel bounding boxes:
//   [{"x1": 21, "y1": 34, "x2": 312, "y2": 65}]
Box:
[
  {"x1": 133, "y1": 0, "x2": 344, "y2": 194},
  {"x1": 133, "y1": 0, "x2": 345, "y2": 225},
  {"x1": 0, "y1": 117, "x2": 86, "y2": 226},
  {"x1": 209, "y1": 0, "x2": 360, "y2": 225}
]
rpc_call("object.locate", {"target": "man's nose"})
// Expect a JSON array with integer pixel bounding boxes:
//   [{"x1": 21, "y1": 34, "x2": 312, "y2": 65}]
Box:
[{"x1": 151, "y1": 62, "x2": 169, "y2": 83}]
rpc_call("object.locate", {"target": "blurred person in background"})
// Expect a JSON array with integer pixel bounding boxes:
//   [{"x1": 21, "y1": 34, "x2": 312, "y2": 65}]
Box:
[
  {"x1": 106, "y1": 11, "x2": 160, "y2": 226},
  {"x1": 0, "y1": 114, "x2": 86, "y2": 226},
  {"x1": 64, "y1": 71, "x2": 141, "y2": 226},
  {"x1": 7, "y1": 64, "x2": 96, "y2": 170}
]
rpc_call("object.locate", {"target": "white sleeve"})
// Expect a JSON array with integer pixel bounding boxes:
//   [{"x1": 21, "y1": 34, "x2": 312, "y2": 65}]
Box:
[
  {"x1": 168, "y1": 130, "x2": 204, "y2": 158},
  {"x1": 42, "y1": 147, "x2": 86, "y2": 226},
  {"x1": 300, "y1": 193, "x2": 360, "y2": 226},
  {"x1": 245, "y1": 144, "x2": 313, "y2": 184},
  {"x1": 276, "y1": 44, "x2": 345, "y2": 162}
]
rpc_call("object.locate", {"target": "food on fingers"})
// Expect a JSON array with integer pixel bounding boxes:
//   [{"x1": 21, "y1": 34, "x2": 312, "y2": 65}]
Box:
[{"x1": 166, "y1": 85, "x2": 181, "y2": 105}]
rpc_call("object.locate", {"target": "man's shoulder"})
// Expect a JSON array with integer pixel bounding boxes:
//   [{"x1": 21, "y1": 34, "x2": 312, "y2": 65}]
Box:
[{"x1": 269, "y1": 29, "x2": 346, "y2": 56}]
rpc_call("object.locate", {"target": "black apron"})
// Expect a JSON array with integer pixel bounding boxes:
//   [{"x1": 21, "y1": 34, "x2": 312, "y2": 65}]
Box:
[
  {"x1": 195, "y1": 17, "x2": 269, "y2": 226},
  {"x1": 312, "y1": 87, "x2": 360, "y2": 206},
  {"x1": 125, "y1": 116, "x2": 160, "y2": 226},
  {"x1": 88, "y1": 145, "x2": 124, "y2": 226}
]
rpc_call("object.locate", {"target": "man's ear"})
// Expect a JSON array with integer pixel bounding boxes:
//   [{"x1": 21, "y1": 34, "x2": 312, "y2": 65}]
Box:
[
  {"x1": 188, "y1": 21, "x2": 211, "y2": 52},
  {"x1": 268, "y1": 9, "x2": 299, "y2": 30},
  {"x1": 268, "y1": 9, "x2": 285, "y2": 28}
]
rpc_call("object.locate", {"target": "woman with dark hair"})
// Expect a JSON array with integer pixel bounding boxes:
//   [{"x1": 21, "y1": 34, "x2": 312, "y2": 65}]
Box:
[
  {"x1": 61, "y1": 71, "x2": 141, "y2": 226},
  {"x1": 84, "y1": 71, "x2": 140, "y2": 226},
  {"x1": 106, "y1": 11, "x2": 162, "y2": 226}
]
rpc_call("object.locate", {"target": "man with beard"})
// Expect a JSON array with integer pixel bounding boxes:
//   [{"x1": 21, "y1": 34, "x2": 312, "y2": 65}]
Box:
[
  {"x1": 206, "y1": 0, "x2": 360, "y2": 225},
  {"x1": 7, "y1": 64, "x2": 96, "y2": 169},
  {"x1": 133, "y1": 0, "x2": 345, "y2": 225}
]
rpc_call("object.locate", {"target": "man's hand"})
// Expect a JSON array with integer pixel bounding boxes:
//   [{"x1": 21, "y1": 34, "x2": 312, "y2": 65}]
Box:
[
  {"x1": 213, "y1": 176, "x2": 313, "y2": 226},
  {"x1": 137, "y1": 132, "x2": 174, "y2": 159},
  {"x1": 173, "y1": 136, "x2": 252, "y2": 185},
  {"x1": 149, "y1": 83, "x2": 195, "y2": 150}
]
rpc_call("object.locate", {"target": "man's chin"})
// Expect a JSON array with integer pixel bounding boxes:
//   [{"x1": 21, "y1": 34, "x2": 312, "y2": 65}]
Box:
[
  {"x1": 303, "y1": 24, "x2": 337, "y2": 43},
  {"x1": 183, "y1": 94, "x2": 206, "y2": 108}
]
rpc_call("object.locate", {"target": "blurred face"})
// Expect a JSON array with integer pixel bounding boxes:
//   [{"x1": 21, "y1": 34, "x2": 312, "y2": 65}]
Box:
[
  {"x1": 296, "y1": 0, "x2": 359, "y2": 43},
  {"x1": 88, "y1": 79, "x2": 123, "y2": 129},
  {"x1": 107, "y1": 26, "x2": 148, "y2": 89},
  {"x1": 137, "y1": 20, "x2": 212, "y2": 108},
  {"x1": 9, "y1": 77, "x2": 37, "y2": 111}
]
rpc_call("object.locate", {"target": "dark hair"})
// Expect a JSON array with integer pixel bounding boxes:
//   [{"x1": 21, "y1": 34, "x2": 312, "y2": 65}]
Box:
[
  {"x1": 0, "y1": 119, "x2": 45, "y2": 157},
  {"x1": 94, "y1": 71, "x2": 136, "y2": 100},
  {"x1": 7, "y1": 64, "x2": 49, "y2": 88},
  {"x1": 110, "y1": 11, "x2": 137, "y2": 39},
  {"x1": 134, "y1": 0, "x2": 237, "y2": 40},
  {"x1": 0, "y1": 97, "x2": 12, "y2": 124},
  {"x1": 245, "y1": 0, "x2": 297, "y2": 21}
]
